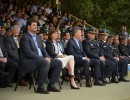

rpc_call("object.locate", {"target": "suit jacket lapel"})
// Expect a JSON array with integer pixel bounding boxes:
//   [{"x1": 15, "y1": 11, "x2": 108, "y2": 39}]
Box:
[
  {"x1": 78, "y1": 40, "x2": 84, "y2": 53},
  {"x1": 26, "y1": 32, "x2": 39, "y2": 54},
  {"x1": 36, "y1": 35, "x2": 42, "y2": 50},
  {"x1": 72, "y1": 38, "x2": 80, "y2": 49},
  {"x1": 11, "y1": 36, "x2": 17, "y2": 48}
]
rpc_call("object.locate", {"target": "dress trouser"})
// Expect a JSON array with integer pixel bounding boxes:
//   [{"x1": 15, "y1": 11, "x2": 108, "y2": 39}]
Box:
[
  {"x1": 118, "y1": 58, "x2": 128, "y2": 77},
  {"x1": 0, "y1": 60, "x2": 17, "y2": 84},
  {"x1": 30, "y1": 58, "x2": 62, "y2": 88},
  {"x1": 100, "y1": 59, "x2": 115, "y2": 79}
]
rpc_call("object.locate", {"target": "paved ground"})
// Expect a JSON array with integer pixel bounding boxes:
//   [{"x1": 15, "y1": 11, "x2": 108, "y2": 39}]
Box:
[
  {"x1": 0, "y1": 71, "x2": 130, "y2": 100},
  {"x1": 0, "y1": 79, "x2": 130, "y2": 100}
]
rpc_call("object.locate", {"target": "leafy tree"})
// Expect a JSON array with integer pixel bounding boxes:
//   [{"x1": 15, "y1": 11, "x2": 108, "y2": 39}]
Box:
[
  {"x1": 60, "y1": 0, "x2": 94, "y2": 20},
  {"x1": 60, "y1": 0, "x2": 130, "y2": 34}
]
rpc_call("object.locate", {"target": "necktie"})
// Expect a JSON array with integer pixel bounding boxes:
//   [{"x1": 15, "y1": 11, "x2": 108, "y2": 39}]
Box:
[
  {"x1": 0, "y1": 48, "x2": 3, "y2": 57},
  {"x1": 77, "y1": 41, "x2": 80, "y2": 48},
  {"x1": 34, "y1": 37, "x2": 43, "y2": 57},
  {"x1": 14, "y1": 38, "x2": 20, "y2": 48}
]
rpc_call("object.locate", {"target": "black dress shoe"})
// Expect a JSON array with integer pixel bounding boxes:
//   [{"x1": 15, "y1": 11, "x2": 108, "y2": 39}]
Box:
[
  {"x1": 118, "y1": 78, "x2": 129, "y2": 82},
  {"x1": 37, "y1": 88, "x2": 49, "y2": 94},
  {"x1": 94, "y1": 80, "x2": 105, "y2": 86},
  {"x1": 47, "y1": 85, "x2": 61, "y2": 92},
  {"x1": 111, "y1": 77, "x2": 119, "y2": 83},
  {"x1": 103, "y1": 79, "x2": 111, "y2": 84},
  {"x1": 0, "y1": 83, "x2": 6, "y2": 88},
  {"x1": 86, "y1": 79, "x2": 92, "y2": 87}
]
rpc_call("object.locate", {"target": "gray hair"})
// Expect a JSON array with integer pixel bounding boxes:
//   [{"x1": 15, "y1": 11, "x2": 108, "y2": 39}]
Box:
[
  {"x1": 12, "y1": 25, "x2": 20, "y2": 30},
  {"x1": 72, "y1": 26, "x2": 81, "y2": 36}
]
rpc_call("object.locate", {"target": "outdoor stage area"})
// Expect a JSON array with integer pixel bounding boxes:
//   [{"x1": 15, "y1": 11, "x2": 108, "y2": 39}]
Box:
[{"x1": 0, "y1": 71, "x2": 130, "y2": 100}]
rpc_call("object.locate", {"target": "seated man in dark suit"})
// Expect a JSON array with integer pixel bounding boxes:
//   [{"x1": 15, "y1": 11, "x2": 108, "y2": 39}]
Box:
[
  {"x1": 4, "y1": 25, "x2": 20, "y2": 62},
  {"x1": 66, "y1": 27, "x2": 105, "y2": 87},
  {"x1": 0, "y1": 37, "x2": 17, "y2": 88},
  {"x1": 19, "y1": 19, "x2": 62, "y2": 94},
  {"x1": 4, "y1": 25, "x2": 27, "y2": 86}
]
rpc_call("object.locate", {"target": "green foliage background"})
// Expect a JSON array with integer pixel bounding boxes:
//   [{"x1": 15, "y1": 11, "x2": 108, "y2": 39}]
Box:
[{"x1": 60, "y1": 0, "x2": 130, "y2": 34}]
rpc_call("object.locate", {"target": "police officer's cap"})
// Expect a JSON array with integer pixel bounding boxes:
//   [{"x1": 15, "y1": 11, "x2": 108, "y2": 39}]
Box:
[
  {"x1": 86, "y1": 28, "x2": 96, "y2": 34},
  {"x1": 6, "y1": 26, "x2": 12, "y2": 31},
  {"x1": 60, "y1": 26, "x2": 67, "y2": 35},
  {"x1": 99, "y1": 29, "x2": 109, "y2": 35},
  {"x1": 40, "y1": 26, "x2": 49, "y2": 34}
]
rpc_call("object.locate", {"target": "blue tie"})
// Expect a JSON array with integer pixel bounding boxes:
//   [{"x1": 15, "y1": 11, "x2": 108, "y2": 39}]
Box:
[{"x1": 33, "y1": 37, "x2": 43, "y2": 57}]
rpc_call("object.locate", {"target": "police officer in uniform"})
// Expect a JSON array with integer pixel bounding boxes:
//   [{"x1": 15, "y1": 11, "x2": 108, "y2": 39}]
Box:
[
  {"x1": 112, "y1": 37, "x2": 129, "y2": 82},
  {"x1": 99, "y1": 31, "x2": 119, "y2": 83},
  {"x1": 119, "y1": 37, "x2": 130, "y2": 63},
  {"x1": 82, "y1": 28, "x2": 114, "y2": 84},
  {"x1": 39, "y1": 25, "x2": 49, "y2": 48}
]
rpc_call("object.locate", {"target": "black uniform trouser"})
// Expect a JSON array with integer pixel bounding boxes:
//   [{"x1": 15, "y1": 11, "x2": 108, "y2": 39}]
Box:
[
  {"x1": 126, "y1": 57, "x2": 130, "y2": 64},
  {"x1": 100, "y1": 59, "x2": 114, "y2": 79},
  {"x1": 108, "y1": 59, "x2": 119, "y2": 78},
  {"x1": 0, "y1": 60, "x2": 17, "y2": 84},
  {"x1": 118, "y1": 57, "x2": 128, "y2": 77}
]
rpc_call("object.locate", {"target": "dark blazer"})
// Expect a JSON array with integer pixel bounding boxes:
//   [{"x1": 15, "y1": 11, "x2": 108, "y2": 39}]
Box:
[
  {"x1": 82, "y1": 39, "x2": 103, "y2": 59},
  {"x1": 66, "y1": 38, "x2": 86, "y2": 61},
  {"x1": 46, "y1": 40, "x2": 58, "y2": 58},
  {"x1": 4, "y1": 36, "x2": 19, "y2": 59},
  {"x1": 112, "y1": 44, "x2": 121, "y2": 56},
  {"x1": 127, "y1": 45, "x2": 130, "y2": 55},
  {"x1": 119, "y1": 44, "x2": 129, "y2": 57},
  {"x1": 19, "y1": 32, "x2": 49, "y2": 73},
  {"x1": 99, "y1": 41, "x2": 116, "y2": 61},
  {"x1": 0, "y1": 37, "x2": 8, "y2": 58}
]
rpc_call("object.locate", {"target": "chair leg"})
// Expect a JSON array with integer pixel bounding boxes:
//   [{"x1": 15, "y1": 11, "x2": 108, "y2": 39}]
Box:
[
  {"x1": 116, "y1": 67, "x2": 119, "y2": 80},
  {"x1": 14, "y1": 74, "x2": 22, "y2": 91},
  {"x1": 61, "y1": 80, "x2": 64, "y2": 85},
  {"x1": 58, "y1": 80, "x2": 62, "y2": 89},
  {"x1": 29, "y1": 81, "x2": 32, "y2": 89},
  {"x1": 77, "y1": 69, "x2": 82, "y2": 87},
  {"x1": 109, "y1": 77, "x2": 111, "y2": 82},
  {"x1": 31, "y1": 73, "x2": 37, "y2": 93},
  {"x1": 78, "y1": 76, "x2": 82, "y2": 87}
]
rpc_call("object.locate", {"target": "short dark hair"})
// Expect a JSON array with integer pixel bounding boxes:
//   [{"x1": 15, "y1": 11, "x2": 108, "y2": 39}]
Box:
[
  {"x1": 63, "y1": 31, "x2": 70, "y2": 36},
  {"x1": 26, "y1": 19, "x2": 37, "y2": 26}
]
